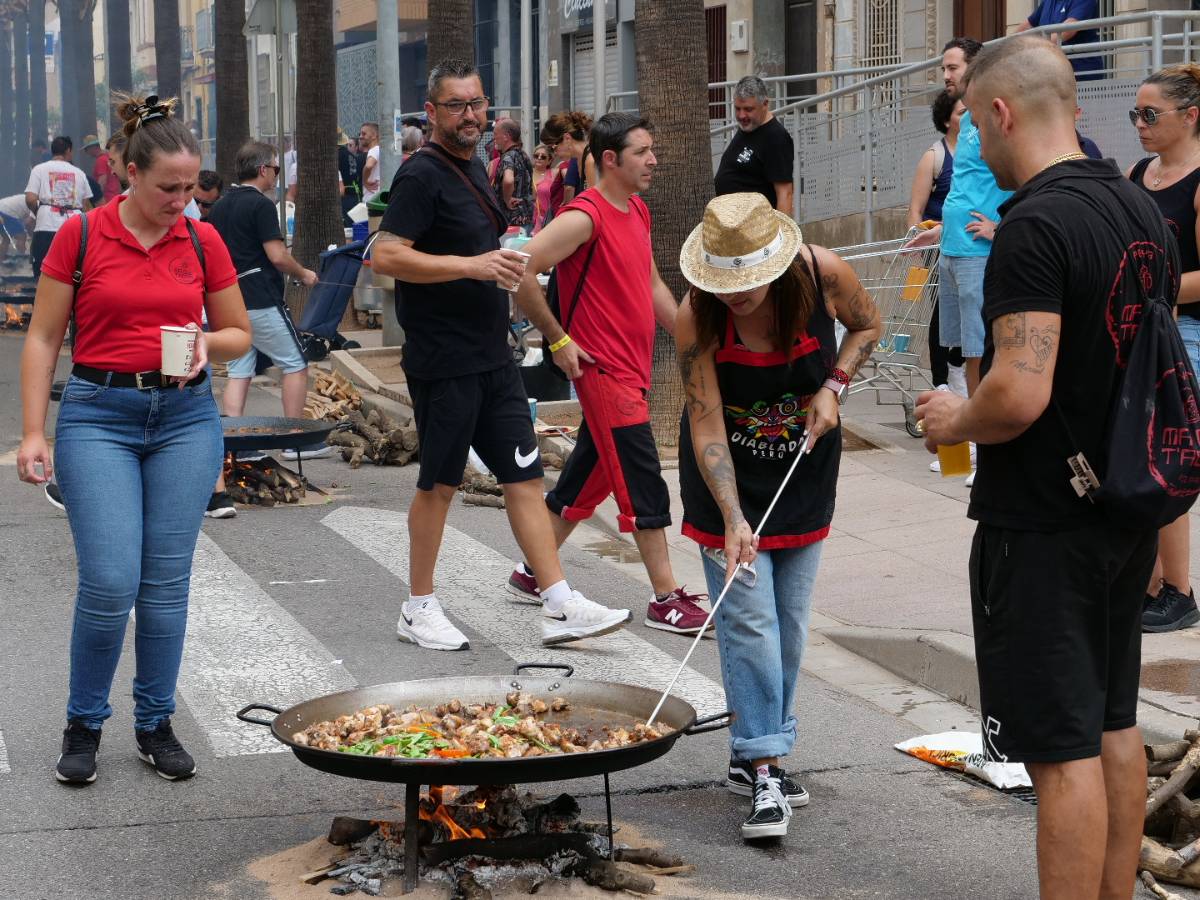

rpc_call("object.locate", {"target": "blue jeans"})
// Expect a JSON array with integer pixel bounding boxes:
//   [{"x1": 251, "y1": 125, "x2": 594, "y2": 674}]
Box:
[
  {"x1": 701, "y1": 542, "x2": 823, "y2": 761},
  {"x1": 54, "y1": 374, "x2": 223, "y2": 730},
  {"x1": 1176, "y1": 316, "x2": 1200, "y2": 374},
  {"x1": 938, "y1": 255, "x2": 989, "y2": 358}
]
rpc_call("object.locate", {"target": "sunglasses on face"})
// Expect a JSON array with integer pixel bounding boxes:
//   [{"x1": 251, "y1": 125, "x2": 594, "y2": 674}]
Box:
[
  {"x1": 1129, "y1": 106, "x2": 1187, "y2": 127},
  {"x1": 533, "y1": 154, "x2": 550, "y2": 160},
  {"x1": 261, "y1": 164, "x2": 281, "y2": 175}
]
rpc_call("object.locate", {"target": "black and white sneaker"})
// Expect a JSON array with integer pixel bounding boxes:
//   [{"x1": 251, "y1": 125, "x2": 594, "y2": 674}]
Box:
[
  {"x1": 728, "y1": 757, "x2": 809, "y2": 807},
  {"x1": 397, "y1": 597, "x2": 470, "y2": 651},
  {"x1": 44, "y1": 481, "x2": 66, "y2": 511},
  {"x1": 204, "y1": 491, "x2": 237, "y2": 519},
  {"x1": 55, "y1": 721, "x2": 101, "y2": 784},
  {"x1": 742, "y1": 765, "x2": 794, "y2": 840},
  {"x1": 135, "y1": 719, "x2": 197, "y2": 781}
]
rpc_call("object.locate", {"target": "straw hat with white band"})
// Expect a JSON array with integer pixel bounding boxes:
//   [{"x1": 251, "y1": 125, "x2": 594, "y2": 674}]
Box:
[{"x1": 679, "y1": 192, "x2": 804, "y2": 295}]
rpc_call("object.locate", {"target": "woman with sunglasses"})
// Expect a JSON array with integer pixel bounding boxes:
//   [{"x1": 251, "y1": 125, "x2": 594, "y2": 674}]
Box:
[
  {"x1": 1127, "y1": 63, "x2": 1200, "y2": 634},
  {"x1": 530, "y1": 144, "x2": 560, "y2": 233},
  {"x1": 540, "y1": 111, "x2": 593, "y2": 205}
]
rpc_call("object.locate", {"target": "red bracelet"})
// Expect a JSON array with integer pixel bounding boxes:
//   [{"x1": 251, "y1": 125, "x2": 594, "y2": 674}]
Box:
[{"x1": 828, "y1": 367, "x2": 850, "y2": 386}]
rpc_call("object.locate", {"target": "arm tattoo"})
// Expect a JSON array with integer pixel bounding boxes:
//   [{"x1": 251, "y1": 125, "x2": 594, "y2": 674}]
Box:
[
  {"x1": 996, "y1": 313, "x2": 1025, "y2": 349},
  {"x1": 700, "y1": 442, "x2": 745, "y2": 526},
  {"x1": 679, "y1": 342, "x2": 721, "y2": 424},
  {"x1": 842, "y1": 284, "x2": 874, "y2": 330},
  {"x1": 1010, "y1": 324, "x2": 1059, "y2": 374}
]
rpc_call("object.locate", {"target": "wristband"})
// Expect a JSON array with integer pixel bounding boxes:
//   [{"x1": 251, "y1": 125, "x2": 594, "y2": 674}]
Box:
[
  {"x1": 827, "y1": 366, "x2": 851, "y2": 387},
  {"x1": 821, "y1": 378, "x2": 847, "y2": 400},
  {"x1": 549, "y1": 334, "x2": 573, "y2": 353}
]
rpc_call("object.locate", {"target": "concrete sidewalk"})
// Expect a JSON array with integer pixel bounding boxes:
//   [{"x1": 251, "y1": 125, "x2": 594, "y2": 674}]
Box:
[{"x1": 581, "y1": 389, "x2": 1200, "y2": 743}]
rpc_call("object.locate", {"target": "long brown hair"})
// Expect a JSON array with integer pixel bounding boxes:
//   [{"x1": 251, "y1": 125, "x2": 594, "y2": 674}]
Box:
[{"x1": 689, "y1": 255, "x2": 818, "y2": 356}]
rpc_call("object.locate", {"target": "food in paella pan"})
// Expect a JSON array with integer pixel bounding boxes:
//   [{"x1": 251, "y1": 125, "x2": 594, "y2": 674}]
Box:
[{"x1": 292, "y1": 691, "x2": 671, "y2": 759}]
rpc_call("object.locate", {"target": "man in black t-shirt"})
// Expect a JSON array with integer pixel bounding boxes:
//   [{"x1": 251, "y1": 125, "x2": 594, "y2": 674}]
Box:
[
  {"x1": 371, "y1": 58, "x2": 631, "y2": 653},
  {"x1": 916, "y1": 37, "x2": 1177, "y2": 897},
  {"x1": 714, "y1": 76, "x2": 795, "y2": 214},
  {"x1": 206, "y1": 141, "x2": 319, "y2": 452}
]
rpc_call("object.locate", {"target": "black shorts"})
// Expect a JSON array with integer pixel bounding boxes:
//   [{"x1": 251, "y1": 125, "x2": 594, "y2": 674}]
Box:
[
  {"x1": 970, "y1": 521, "x2": 1157, "y2": 764},
  {"x1": 408, "y1": 363, "x2": 543, "y2": 491}
]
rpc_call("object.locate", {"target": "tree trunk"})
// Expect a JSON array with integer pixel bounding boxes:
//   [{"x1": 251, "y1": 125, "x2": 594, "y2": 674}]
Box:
[
  {"x1": 105, "y1": 0, "x2": 132, "y2": 132},
  {"x1": 214, "y1": 0, "x2": 249, "y2": 184},
  {"x1": 0, "y1": 22, "x2": 14, "y2": 194},
  {"x1": 13, "y1": 12, "x2": 30, "y2": 193},
  {"x1": 58, "y1": 0, "x2": 79, "y2": 140},
  {"x1": 427, "y1": 0, "x2": 475, "y2": 68},
  {"x1": 28, "y1": 0, "x2": 46, "y2": 157},
  {"x1": 288, "y1": 0, "x2": 342, "y2": 319},
  {"x1": 57, "y1": 0, "x2": 97, "y2": 142},
  {"x1": 634, "y1": 0, "x2": 713, "y2": 445},
  {"x1": 153, "y1": 0, "x2": 181, "y2": 100}
]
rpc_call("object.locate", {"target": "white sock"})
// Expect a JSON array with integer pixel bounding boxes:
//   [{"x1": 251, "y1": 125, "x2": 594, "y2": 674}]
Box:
[
  {"x1": 541, "y1": 580, "x2": 572, "y2": 612},
  {"x1": 405, "y1": 593, "x2": 437, "y2": 615}
]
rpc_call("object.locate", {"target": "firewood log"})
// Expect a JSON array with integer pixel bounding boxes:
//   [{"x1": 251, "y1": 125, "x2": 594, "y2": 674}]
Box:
[
  {"x1": 1141, "y1": 870, "x2": 1188, "y2": 900},
  {"x1": 1148, "y1": 739, "x2": 1200, "y2": 817},
  {"x1": 576, "y1": 860, "x2": 656, "y2": 895},
  {"x1": 462, "y1": 493, "x2": 505, "y2": 509},
  {"x1": 614, "y1": 848, "x2": 685, "y2": 869},
  {"x1": 1141, "y1": 837, "x2": 1200, "y2": 887},
  {"x1": 341, "y1": 447, "x2": 366, "y2": 468},
  {"x1": 1149, "y1": 741, "x2": 1193, "y2": 763}
]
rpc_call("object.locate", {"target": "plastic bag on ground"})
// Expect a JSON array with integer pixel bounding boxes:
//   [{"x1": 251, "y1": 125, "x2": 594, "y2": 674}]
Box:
[{"x1": 895, "y1": 731, "x2": 1031, "y2": 790}]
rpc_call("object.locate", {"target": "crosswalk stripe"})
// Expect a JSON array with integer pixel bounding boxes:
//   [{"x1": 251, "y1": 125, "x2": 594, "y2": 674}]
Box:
[
  {"x1": 183, "y1": 533, "x2": 357, "y2": 756},
  {"x1": 0, "y1": 729, "x2": 9, "y2": 774},
  {"x1": 322, "y1": 506, "x2": 728, "y2": 716}
]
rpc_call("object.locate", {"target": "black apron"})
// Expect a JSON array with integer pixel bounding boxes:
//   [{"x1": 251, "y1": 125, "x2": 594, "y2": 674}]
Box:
[{"x1": 679, "y1": 249, "x2": 841, "y2": 549}]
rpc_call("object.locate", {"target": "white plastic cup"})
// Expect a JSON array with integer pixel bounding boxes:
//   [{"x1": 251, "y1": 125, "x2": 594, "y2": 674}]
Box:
[
  {"x1": 160, "y1": 325, "x2": 196, "y2": 377},
  {"x1": 498, "y1": 249, "x2": 531, "y2": 292}
]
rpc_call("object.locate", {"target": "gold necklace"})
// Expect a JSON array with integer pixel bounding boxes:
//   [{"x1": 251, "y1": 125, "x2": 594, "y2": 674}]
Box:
[
  {"x1": 1152, "y1": 148, "x2": 1200, "y2": 188},
  {"x1": 1045, "y1": 151, "x2": 1087, "y2": 171}
]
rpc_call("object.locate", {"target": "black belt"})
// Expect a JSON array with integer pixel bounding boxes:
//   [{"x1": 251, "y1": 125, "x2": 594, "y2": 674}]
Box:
[{"x1": 72, "y1": 364, "x2": 207, "y2": 390}]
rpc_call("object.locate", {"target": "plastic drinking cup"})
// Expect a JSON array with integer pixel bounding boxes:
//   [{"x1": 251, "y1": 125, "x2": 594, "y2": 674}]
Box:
[
  {"x1": 499, "y1": 249, "x2": 531, "y2": 292},
  {"x1": 936, "y1": 441, "x2": 972, "y2": 478},
  {"x1": 892, "y1": 333, "x2": 911, "y2": 353},
  {"x1": 160, "y1": 326, "x2": 196, "y2": 377}
]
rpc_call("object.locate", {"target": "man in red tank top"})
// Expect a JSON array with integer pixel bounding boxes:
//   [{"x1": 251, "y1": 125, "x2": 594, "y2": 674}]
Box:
[{"x1": 510, "y1": 112, "x2": 713, "y2": 635}]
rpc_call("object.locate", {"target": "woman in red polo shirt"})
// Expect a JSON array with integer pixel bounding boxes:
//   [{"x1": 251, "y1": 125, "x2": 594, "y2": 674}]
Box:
[{"x1": 16, "y1": 94, "x2": 250, "y2": 786}]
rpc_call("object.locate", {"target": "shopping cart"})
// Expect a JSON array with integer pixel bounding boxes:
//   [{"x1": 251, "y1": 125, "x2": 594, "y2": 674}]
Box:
[{"x1": 834, "y1": 225, "x2": 941, "y2": 438}]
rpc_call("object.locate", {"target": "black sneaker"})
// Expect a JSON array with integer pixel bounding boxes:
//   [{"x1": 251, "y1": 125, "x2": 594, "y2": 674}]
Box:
[
  {"x1": 135, "y1": 719, "x2": 196, "y2": 781},
  {"x1": 44, "y1": 481, "x2": 66, "y2": 511},
  {"x1": 741, "y1": 765, "x2": 794, "y2": 840},
  {"x1": 55, "y1": 721, "x2": 101, "y2": 784},
  {"x1": 728, "y1": 757, "x2": 809, "y2": 807},
  {"x1": 1143, "y1": 582, "x2": 1200, "y2": 633},
  {"x1": 204, "y1": 491, "x2": 237, "y2": 519}
]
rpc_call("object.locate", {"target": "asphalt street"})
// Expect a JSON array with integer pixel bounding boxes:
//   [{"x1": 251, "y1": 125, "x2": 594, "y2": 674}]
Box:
[{"x1": 0, "y1": 331, "x2": 1075, "y2": 899}]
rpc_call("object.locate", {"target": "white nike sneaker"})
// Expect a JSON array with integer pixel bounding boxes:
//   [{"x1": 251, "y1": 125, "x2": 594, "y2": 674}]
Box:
[
  {"x1": 929, "y1": 442, "x2": 977, "y2": 472},
  {"x1": 541, "y1": 591, "x2": 632, "y2": 646},
  {"x1": 397, "y1": 598, "x2": 470, "y2": 651}
]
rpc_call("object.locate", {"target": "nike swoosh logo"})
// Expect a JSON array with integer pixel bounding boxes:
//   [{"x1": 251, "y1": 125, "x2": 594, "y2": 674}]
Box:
[
  {"x1": 402, "y1": 613, "x2": 413, "y2": 626},
  {"x1": 545, "y1": 613, "x2": 568, "y2": 621},
  {"x1": 515, "y1": 445, "x2": 539, "y2": 468}
]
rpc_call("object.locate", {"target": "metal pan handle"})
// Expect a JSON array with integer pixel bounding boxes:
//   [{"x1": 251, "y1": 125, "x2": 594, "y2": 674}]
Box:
[
  {"x1": 684, "y1": 710, "x2": 734, "y2": 736},
  {"x1": 512, "y1": 663, "x2": 575, "y2": 677},
  {"x1": 236, "y1": 703, "x2": 283, "y2": 727}
]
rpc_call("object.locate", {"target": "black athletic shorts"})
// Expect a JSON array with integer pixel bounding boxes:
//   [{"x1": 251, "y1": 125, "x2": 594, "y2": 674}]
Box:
[
  {"x1": 970, "y1": 520, "x2": 1157, "y2": 764},
  {"x1": 407, "y1": 362, "x2": 543, "y2": 491}
]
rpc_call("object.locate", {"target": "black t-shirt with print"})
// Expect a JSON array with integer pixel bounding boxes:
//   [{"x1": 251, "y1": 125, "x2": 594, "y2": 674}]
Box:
[
  {"x1": 379, "y1": 145, "x2": 511, "y2": 380},
  {"x1": 205, "y1": 184, "x2": 284, "y2": 311},
  {"x1": 969, "y1": 159, "x2": 1181, "y2": 532},
  {"x1": 714, "y1": 117, "x2": 794, "y2": 208}
]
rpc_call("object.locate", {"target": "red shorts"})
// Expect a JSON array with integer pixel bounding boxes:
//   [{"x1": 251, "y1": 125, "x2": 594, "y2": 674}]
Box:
[{"x1": 546, "y1": 368, "x2": 671, "y2": 532}]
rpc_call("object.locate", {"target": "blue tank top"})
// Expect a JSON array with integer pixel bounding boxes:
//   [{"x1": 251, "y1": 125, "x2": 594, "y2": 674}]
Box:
[{"x1": 923, "y1": 139, "x2": 954, "y2": 222}]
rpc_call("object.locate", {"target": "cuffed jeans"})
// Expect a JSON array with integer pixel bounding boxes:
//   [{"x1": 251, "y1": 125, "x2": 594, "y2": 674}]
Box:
[
  {"x1": 54, "y1": 374, "x2": 222, "y2": 730},
  {"x1": 701, "y1": 542, "x2": 823, "y2": 761}
]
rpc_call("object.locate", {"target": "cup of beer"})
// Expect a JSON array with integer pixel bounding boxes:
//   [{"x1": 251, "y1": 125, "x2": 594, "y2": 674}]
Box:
[{"x1": 936, "y1": 441, "x2": 972, "y2": 478}]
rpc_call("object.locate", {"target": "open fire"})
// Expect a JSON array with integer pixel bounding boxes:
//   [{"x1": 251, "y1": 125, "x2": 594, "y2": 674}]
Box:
[
  {"x1": 223, "y1": 454, "x2": 310, "y2": 506},
  {"x1": 3, "y1": 303, "x2": 29, "y2": 330},
  {"x1": 314, "y1": 785, "x2": 688, "y2": 897}
]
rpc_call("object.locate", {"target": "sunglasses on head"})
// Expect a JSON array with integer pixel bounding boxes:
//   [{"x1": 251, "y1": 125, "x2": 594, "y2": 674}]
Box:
[{"x1": 1129, "y1": 106, "x2": 1188, "y2": 127}]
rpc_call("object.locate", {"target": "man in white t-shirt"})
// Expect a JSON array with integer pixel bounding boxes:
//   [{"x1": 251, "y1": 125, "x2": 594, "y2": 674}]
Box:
[
  {"x1": 25, "y1": 135, "x2": 93, "y2": 278},
  {"x1": 359, "y1": 122, "x2": 381, "y2": 201}
]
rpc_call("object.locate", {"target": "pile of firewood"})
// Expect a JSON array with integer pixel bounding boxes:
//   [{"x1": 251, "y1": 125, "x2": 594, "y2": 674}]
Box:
[
  {"x1": 1140, "y1": 729, "x2": 1200, "y2": 894},
  {"x1": 304, "y1": 370, "x2": 362, "y2": 420},
  {"x1": 460, "y1": 467, "x2": 504, "y2": 508},
  {"x1": 328, "y1": 407, "x2": 419, "y2": 468},
  {"x1": 225, "y1": 459, "x2": 306, "y2": 506}
]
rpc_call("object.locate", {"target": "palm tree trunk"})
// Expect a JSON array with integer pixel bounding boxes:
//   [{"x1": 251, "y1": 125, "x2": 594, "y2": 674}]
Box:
[
  {"x1": 288, "y1": 0, "x2": 343, "y2": 319},
  {"x1": 634, "y1": 0, "x2": 713, "y2": 445},
  {"x1": 427, "y1": 0, "x2": 475, "y2": 67},
  {"x1": 213, "y1": 0, "x2": 249, "y2": 184},
  {"x1": 28, "y1": 0, "x2": 46, "y2": 156},
  {"x1": 57, "y1": 0, "x2": 97, "y2": 142},
  {"x1": 0, "y1": 22, "x2": 14, "y2": 193},
  {"x1": 58, "y1": 0, "x2": 80, "y2": 139},
  {"x1": 105, "y1": 0, "x2": 131, "y2": 132},
  {"x1": 153, "y1": 0, "x2": 181, "y2": 100},
  {"x1": 13, "y1": 13, "x2": 30, "y2": 193}
]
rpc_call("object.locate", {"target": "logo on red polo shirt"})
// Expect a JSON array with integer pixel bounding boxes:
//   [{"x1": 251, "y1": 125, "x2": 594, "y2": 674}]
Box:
[{"x1": 169, "y1": 255, "x2": 198, "y2": 285}]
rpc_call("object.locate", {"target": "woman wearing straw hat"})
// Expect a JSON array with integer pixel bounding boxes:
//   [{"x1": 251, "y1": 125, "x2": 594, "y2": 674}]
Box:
[{"x1": 676, "y1": 192, "x2": 880, "y2": 840}]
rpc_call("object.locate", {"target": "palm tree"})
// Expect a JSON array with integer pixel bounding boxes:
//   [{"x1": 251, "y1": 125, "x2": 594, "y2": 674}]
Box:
[
  {"x1": 13, "y1": 9, "x2": 30, "y2": 188},
  {"x1": 427, "y1": 0, "x2": 474, "y2": 67},
  {"x1": 153, "y1": 0, "x2": 181, "y2": 100},
  {"x1": 105, "y1": 0, "x2": 131, "y2": 132},
  {"x1": 634, "y1": 0, "x2": 713, "y2": 444},
  {"x1": 213, "y1": 0, "x2": 248, "y2": 183},
  {"x1": 1, "y1": 21, "x2": 13, "y2": 192},
  {"x1": 27, "y1": 0, "x2": 45, "y2": 156},
  {"x1": 288, "y1": 0, "x2": 342, "y2": 318},
  {"x1": 56, "y1": 0, "x2": 97, "y2": 141}
]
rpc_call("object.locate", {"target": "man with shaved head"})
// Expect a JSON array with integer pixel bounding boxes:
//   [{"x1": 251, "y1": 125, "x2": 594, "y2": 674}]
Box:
[{"x1": 917, "y1": 35, "x2": 1180, "y2": 899}]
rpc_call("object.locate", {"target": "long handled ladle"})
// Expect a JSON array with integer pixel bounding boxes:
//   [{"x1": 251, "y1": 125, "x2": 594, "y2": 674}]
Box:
[{"x1": 646, "y1": 430, "x2": 815, "y2": 728}]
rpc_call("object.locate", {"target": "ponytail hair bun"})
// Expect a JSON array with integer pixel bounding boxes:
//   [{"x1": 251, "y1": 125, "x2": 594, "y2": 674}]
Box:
[{"x1": 110, "y1": 91, "x2": 199, "y2": 173}]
